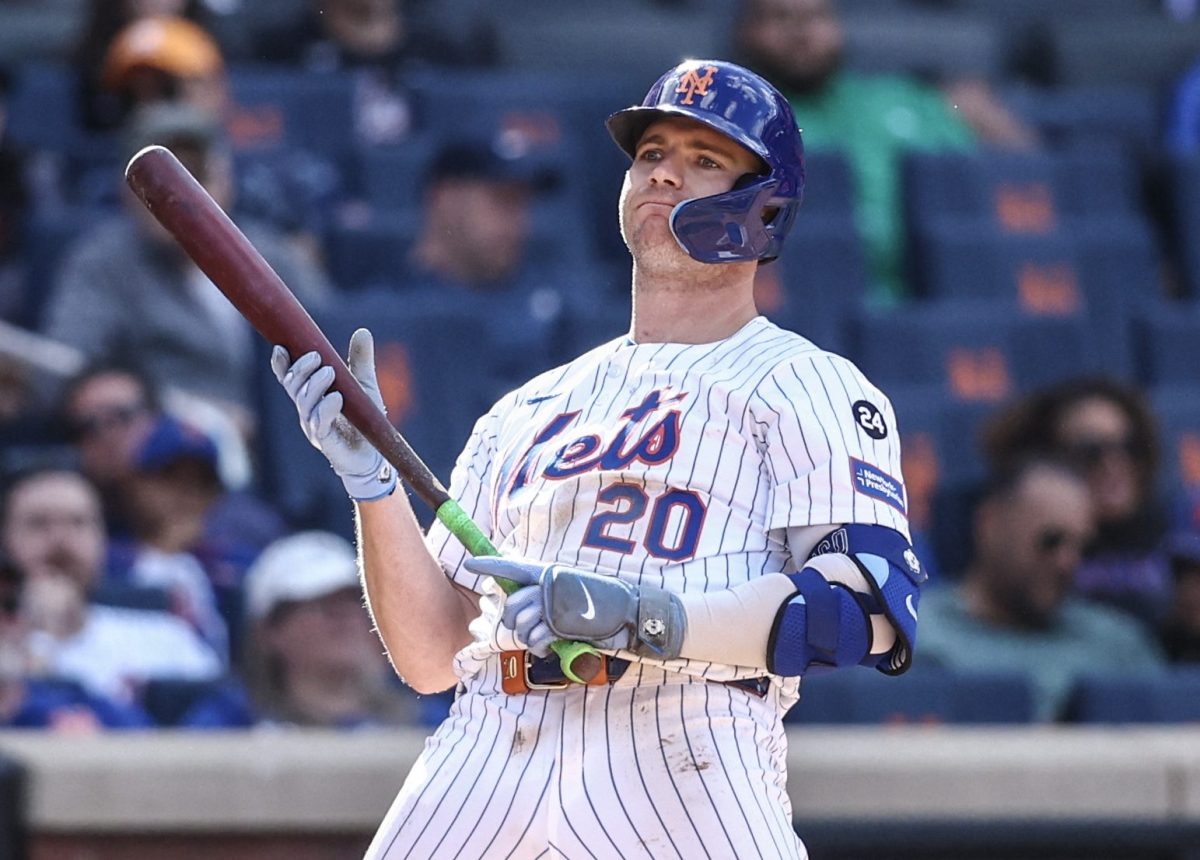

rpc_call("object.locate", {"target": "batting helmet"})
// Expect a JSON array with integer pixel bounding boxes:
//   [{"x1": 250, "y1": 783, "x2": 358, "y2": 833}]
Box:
[{"x1": 606, "y1": 59, "x2": 805, "y2": 264}]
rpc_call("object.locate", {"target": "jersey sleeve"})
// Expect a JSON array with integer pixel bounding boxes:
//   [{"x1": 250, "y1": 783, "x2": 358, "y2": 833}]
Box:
[
  {"x1": 424, "y1": 394, "x2": 513, "y2": 594},
  {"x1": 752, "y1": 354, "x2": 910, "y2": 539}
]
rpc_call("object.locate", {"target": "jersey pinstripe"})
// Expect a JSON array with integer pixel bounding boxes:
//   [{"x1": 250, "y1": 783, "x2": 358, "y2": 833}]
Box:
[{"x1": 367, "y1": 316, "x2": 909, "y2": 859}]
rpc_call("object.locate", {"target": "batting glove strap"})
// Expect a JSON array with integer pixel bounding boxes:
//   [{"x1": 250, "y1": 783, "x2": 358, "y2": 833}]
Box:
[
  {"x1": 541, "y1": 566, "x2": 686, "y2": 659},
  {"x1": 342, "y1": 459, "x2": 398, "y2": 502}
]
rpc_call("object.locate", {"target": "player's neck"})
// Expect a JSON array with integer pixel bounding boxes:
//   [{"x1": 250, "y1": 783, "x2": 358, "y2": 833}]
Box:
[{"x1": 629, "y1": 267, "x2": 758, "y2": 344}]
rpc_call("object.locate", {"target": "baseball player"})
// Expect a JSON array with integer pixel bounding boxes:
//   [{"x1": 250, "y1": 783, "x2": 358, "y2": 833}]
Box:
[{"x1": 272, "y1": 59, "x2": 925, "y2": 859}]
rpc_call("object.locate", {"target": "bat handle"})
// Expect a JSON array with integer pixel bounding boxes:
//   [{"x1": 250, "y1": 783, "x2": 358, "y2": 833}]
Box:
[{"x1": 435, "y1": 501, "x2": 603, "y2": 684}]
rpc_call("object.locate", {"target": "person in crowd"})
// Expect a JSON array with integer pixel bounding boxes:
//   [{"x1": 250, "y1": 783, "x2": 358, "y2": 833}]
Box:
[
  {"x1": 916, "y1": 457, "x2": 1164, "y2": 721},
  {"x1": 96, "y1": 13, "x2": 343, "y2": 241},
  {"x1": 112, "y1": 413, "x2": 290, "y2": 660},
  {"x1": 58, "y1": 360, "x2": 162, "y2": 538},
  {"x1": 42, "y1": 101, "x2": 332, "y2": 428},
  {"x1": 0, "y1": 466, "x2": 222, "y2": 706},
  {"x1": 734, "y1": 0, "x2": 1039, "y2": 304},
  {"x1": 0, "y1": 552, "x2": 150, "y2": 730},
  {"x1": 1160, "y1": 531, "x2": 1200, "y2": 662},
  {"x1": 74, "y1": 0, "x2": 247, "y2": 132},
  {"x1": 249, "y1": 0, "x2": 494, "y2": 146},
  {"x1": 396, "y1": 136, "x2": 568, "y2": 391},
  {"x1": 181, "y1": 531, "x2": 422, "y2": 728},
  {"x1": 982, "y1": 376, "x2": 1171, "y2": 629}
]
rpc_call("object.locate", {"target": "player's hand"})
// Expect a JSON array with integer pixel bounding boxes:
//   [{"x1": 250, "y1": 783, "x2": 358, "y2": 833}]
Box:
[
  {"x1": 270, "y1": 328, "x2": 397, "y2": 501},
  {"x1": 463, "y1": 557, "x2": 686, "y2": 660}
]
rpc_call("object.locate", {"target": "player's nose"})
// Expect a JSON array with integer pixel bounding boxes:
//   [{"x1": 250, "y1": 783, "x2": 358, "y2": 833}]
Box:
[{"x1": 647, "y1": 155, "x2": 683, "y2": 188}]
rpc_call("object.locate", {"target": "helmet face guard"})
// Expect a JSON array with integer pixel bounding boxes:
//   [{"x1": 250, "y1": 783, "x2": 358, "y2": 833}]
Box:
[{"x1": 606, "y1": 59, "x2": 805, "y2": 264}]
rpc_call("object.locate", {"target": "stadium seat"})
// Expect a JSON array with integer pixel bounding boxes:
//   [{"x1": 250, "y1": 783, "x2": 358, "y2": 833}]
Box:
[
  {"x1": 904, "y1": 151, "x2": 1062, "y2": 240},
  {"x1": 90, "y1": 581, "x2": 173, "y2": 613},
  {"x1": 850, "y1": 300, "x2": 1097, "y2": 399},
  {"x1": 322, "y1": 211, "x2": 424, "y2": 292},
  {"x1": 1168, "y1": 156, "x2": 1200, "y2": 299},
  {"x1": 797, "y1": 150, "x2": 857, "y2": 220},
  {"x1": 1149, "y1": 385, "x2": 1200, "y2": 493},
  {"x1": 1131, "y1": 302, "x2": 1200, "y2": 386},
  {"x1": 485, "y1": 6, "x2": 731, "y2": 85},
  {"x1": 226, "y1": 65, "x2": 357, "y2": 158},
  {"x1": 786, "y1": 666, "x2": 1036, "y2": 725},
  {"x1": 254, "y1": 296, "x2": 495, "y2": 536},
  {"x1": 1043, "y1": 16, "x2": 1200, "y2": 89},
  {"x1": 1064, "y1": 668, "x2": 1200, "y2": 723},
  {"x1": 1000, "y1": 84, "x2": 1160, "y2": 151},
  {"x1": 841, "y1": 8, "x2": 1003, "y2": 80},
  {"x1": 141, "y1": 677, "x2": 236, "y2": 727},
  {"x1": 4, "y1": 61, "x2": 79, "y2": 152},
  {"x1": 912, "y1": 222, "x2": 1082, "y2": 308},
  {"x1": 756, "y1": 215, "x2": 868, "y2": 354},
  {"x1": 353, "y1": 135, "x2": 441, "y2": 213}
]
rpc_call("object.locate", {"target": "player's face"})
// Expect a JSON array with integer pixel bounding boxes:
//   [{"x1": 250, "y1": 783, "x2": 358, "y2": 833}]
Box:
[{"x1": 618, "y1": 116, "x2": 763, "y2": 265}]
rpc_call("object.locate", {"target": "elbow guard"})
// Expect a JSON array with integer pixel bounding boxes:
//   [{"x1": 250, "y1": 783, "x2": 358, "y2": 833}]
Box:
[{"x1": 766, "y1": 524, "x2": 926, "y2": 677}]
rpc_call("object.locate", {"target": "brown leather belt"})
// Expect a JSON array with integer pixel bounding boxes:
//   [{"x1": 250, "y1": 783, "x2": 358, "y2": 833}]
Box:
[{"x1": 499, "y1": 649, "x2": 770, "y2": 698}]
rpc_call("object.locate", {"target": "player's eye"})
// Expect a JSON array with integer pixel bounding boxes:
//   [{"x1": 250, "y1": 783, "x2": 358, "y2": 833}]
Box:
[
  {"x1": 637, "y1": 148, "x2": 663, "y2": 162},
  {"x1": 698, "y1": 155, "x2": 722, "y2": 169}
]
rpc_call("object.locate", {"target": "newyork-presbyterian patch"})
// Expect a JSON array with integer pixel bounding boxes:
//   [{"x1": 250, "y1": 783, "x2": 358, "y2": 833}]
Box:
[{"x1": 849, "y1": 457, "x2": 906, "y2": 515}]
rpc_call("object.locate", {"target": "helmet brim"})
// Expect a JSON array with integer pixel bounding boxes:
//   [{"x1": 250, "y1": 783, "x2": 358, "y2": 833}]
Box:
[{"x1": 605, "y1": 105, "x2": 772, "y2": 168}]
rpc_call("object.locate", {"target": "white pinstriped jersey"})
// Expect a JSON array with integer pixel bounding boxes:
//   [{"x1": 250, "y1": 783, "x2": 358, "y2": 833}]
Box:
[{"x1": 367, "y1": 316, "x2": 909, "y2": 860}]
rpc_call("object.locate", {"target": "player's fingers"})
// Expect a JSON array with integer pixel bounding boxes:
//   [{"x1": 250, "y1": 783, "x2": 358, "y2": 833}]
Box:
[
  {"x1": 502, "y1": 587, "x2": 543, "y2": 635},
  {"x1": 296, "y1": 364, "x2": 336, "y2": 421},
  {"x1": 310, "y1": 390, "x2": 344, "y2": 441},
  {"x1": 281, "y1": 351, "x2": 322, "y2": 399},
  {"x1": 347, "y1": 329, "x2": 384, "y2": 408},
  {"x1": 270, "y1": 345, "x2": 292, "y2": 382},
  {"x1": 525, "y1": 622, "x2": 555, "y2": 658},
  {"x1": 464, "y1": 557, "x2": 543, "y2": 588}
]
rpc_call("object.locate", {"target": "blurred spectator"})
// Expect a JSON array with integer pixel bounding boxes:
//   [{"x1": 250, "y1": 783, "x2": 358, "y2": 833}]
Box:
[
  {"x1": 107, "y1": 413, "x2": 289, "y2": 661},
  {"x1": 982, "y1": 377, "x2": 1170, "y2": 628},
  {"x1": 734, "y1": 0, "x2": 1039, "y2": 304},
  {"x1": 0, "y1": 64, "x2": 28, "y2": 326},
  {"x1": 75, "y1": 1, "x2": 247, "y2": 132},
  {"x1": 41, "y1": 102, "x2": 332, "y2": 426},
  {"x1": 398, "y1": 137, "x2": 567, "y2": 390},
  {"x1": 916, "y1": 458, "x2": 1165, "y2": 721},
  {"x1": 95, "y1": 14, "x2": 343, "y2": 240},
  {"x1": 251, "y1": 0, "x2": 495, "y2": 146},
  {"x1": 1161, "y1": 532, "x2": 1200, "y2": 662},
  {"x1": 182, "y1": 531, "x2": 420, "y2": 728},
  {"x1": 58, "y1": 360, "x2": 162, "y2": 537},
  {"x1": 0, "y1": 553, "x2": 150, "y2": 730},
  {"x1": 1164, "y1": 54, "x2": 1200, "y2": 155},
  {"x1": 0, "y1": 467, "x2": 222, "y2": 706}
]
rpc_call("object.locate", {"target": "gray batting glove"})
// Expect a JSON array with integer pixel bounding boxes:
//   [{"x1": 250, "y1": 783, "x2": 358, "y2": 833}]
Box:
[
  {"x1": 270, "y1": 328, "x2": 397, "y2": 502},
  {"x1": 463, "y1": 557, "x2": 686, "y2": 660}
]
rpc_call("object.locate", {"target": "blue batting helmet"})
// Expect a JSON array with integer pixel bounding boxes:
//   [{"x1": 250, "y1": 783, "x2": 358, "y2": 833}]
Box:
[{"x1": 606, "y1": 59, "x2": 805, "y2": 264}]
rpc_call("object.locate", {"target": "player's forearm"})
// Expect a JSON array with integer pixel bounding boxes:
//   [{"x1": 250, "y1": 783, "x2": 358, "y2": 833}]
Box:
[
  {"x1": 676, "y1": 570, "x2": 896, "y2": 669},
  {"x1": 355, "y1": 491, "x2": 476, "y2": 694}
]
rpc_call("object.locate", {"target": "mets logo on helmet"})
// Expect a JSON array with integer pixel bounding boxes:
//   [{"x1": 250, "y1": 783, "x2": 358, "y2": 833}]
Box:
[{"x1": 674, "y1": 65, "x2": 718, "y2": 105}]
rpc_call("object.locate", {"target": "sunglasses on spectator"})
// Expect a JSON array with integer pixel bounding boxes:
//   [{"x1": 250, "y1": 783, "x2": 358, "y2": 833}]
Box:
[
  {"x1": 1061, "y1": 436, "x2": 1142, "y2": 469},
  {"x1": 1035, "y1": 527, "x2": 1091, "y2": 556},
  {"x1": 69, "y1": 403, "x2": 147, "y2": 440}
]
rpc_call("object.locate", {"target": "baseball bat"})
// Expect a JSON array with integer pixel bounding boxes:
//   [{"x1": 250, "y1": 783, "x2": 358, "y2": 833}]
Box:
[{"x1": 124, "y1": 145, "x2": 600, "y2": 683}]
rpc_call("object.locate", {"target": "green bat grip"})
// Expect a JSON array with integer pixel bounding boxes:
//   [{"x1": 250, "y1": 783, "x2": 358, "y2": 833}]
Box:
[{"x1": 435, "y1": 500, "x2": 600, "y2": 684}]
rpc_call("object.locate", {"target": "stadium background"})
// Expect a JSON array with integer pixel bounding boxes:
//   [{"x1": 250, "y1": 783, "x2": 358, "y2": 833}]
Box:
[{"x1": 1, "y1": 0, "x2": 1200, "y2": 857}]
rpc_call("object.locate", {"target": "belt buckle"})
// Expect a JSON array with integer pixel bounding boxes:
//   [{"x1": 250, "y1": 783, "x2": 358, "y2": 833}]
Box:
[{"x1": 501, "y1": 651, "x2": 571, "y2": 692}]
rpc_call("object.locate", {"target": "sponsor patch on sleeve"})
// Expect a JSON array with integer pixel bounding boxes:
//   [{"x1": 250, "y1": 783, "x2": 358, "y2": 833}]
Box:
[{"x1": 849, "y1": 457, "x2": 906, "y2": 515}]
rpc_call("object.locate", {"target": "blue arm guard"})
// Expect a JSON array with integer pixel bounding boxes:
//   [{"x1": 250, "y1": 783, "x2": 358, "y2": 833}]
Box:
[{"x1": 767, "y1": 524, "x2": 926, "y2": 677}]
